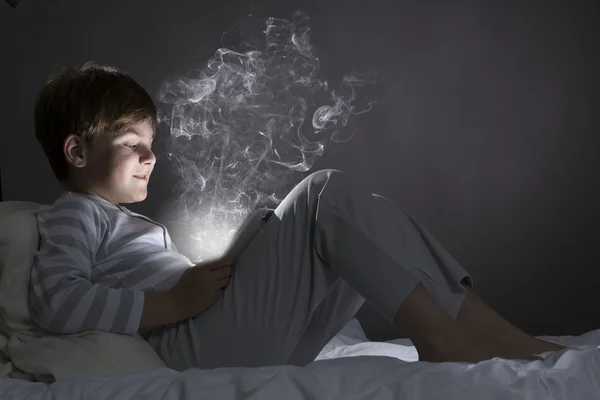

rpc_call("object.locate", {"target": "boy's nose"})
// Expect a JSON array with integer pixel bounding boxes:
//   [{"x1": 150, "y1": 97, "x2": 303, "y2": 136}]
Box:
[{"x1": 142, "y1": 150, "x2": 156, "y2": 165}]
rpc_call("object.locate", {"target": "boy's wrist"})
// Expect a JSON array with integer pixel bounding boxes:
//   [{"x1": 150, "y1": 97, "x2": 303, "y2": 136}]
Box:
[{"x1": 167, "y1": 287, "x2": 193, "y2": 320}]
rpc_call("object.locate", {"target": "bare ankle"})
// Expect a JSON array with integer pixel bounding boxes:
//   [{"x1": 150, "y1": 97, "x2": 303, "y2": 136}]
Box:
[{"x1": 394, "y1": 283, "x2": 468, "y2": 346}]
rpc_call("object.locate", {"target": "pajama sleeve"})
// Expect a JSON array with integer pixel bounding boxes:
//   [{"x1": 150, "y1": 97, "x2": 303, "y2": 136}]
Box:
[{"x1": 29, "y1": 196, "x2": 145, "y2": 335}]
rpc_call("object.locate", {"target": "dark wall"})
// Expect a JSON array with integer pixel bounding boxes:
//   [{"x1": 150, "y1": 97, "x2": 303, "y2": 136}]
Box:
[{"x1": 1, "y1": 0, "x2": 599, "y2": 340}]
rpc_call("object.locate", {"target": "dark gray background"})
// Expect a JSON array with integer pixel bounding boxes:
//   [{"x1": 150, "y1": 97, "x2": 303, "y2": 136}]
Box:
[{"x1": 1, "y1": 0, "x2": 598, "y2": 340}]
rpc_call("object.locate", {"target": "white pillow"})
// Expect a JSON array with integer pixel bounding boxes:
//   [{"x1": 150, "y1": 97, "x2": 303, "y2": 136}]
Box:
[
  {"x1": 0, "y1": 201, "x2": 166, "y2": 381},
  {"x1": 0, "y1": 202, "x2": 42, "y2": 336}
]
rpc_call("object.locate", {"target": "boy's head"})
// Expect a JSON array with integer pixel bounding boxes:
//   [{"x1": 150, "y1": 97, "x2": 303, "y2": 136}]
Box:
[{"x1": 35, "y1": 61, "x2": 158, "y2": 204}]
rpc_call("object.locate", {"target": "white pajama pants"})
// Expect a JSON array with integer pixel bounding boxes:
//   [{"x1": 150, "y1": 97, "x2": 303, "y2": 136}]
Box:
[{"x1": 145, "y1": 169, "x2": 474, "y2": 370}]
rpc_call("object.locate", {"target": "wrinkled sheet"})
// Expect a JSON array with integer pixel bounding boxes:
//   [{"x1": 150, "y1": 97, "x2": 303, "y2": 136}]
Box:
[{"x1": 1, "y1": 318, "x2": 599, "y2": 400}]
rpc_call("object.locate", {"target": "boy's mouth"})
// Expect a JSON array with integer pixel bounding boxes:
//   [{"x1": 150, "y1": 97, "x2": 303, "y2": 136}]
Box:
[{"x1": 134, "y1": 175, "x2": 148, "y2": 181}]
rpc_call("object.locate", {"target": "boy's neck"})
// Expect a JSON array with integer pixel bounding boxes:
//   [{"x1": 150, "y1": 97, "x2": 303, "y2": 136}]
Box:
[
  {"x1": 61, "y1": 188, "x2": 119, "y2": 208},
  {"x1": 61, "y1": 179, "x2": 116, "y2": 206}
]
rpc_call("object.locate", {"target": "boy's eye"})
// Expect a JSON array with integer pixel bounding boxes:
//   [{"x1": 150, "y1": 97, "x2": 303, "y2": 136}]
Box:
[{"x1": 124, "y1": 144, "x2": 138, "y2": 150}]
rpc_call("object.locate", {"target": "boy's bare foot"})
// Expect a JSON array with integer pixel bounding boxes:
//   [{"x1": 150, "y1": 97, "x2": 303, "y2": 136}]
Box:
[
  {"x1": 418, "y1": 336, "x2": 491, "y2": 363},
  {"x1": 475, "y1": 336, "x2": 569, "y2": 362},
  {"x1": 498, "y1": 338, "x2": 568, "y2": 359},
  {"x1": 532, "y1": 338, "x2": 568, "y2": 353},
  {"x1": 418, "y1": 336, "x2": 543, "y2": 364}
]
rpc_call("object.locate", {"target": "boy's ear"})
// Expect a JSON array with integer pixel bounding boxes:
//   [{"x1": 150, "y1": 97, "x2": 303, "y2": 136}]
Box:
[{"x1": 63, "y1": 134, "x2": 88, "y2": 168}]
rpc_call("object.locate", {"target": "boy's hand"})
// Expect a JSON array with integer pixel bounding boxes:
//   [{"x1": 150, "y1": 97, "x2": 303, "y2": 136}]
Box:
[{"x1": 169, "y1": 257, "x2": 233, "y2": 319}]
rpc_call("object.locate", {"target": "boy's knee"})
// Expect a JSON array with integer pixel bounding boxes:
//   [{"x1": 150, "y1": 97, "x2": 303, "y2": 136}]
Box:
[
  {"x1": 305, "y1": 169, "x2": 349, "y2": 192},
  {"x1": 281, "y1": 169, "x2": 354, "y2": 214}
]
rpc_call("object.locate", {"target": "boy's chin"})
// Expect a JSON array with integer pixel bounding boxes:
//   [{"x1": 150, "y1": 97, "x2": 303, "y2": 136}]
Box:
[
  {"x1": 121, "y1": 192, "x2": 148, "y2": 204},
  {"x1": 131, "y1": 194, "x2": 148, "y2": 203}
]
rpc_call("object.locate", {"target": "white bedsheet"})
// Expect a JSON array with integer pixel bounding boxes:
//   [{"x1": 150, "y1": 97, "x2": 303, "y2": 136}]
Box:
[{"x1": 1, "y1": 318, "x2": 599, "y2": 400}]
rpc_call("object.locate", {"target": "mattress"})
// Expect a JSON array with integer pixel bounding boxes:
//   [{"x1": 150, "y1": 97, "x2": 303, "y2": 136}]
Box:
[{"x1": 1, "y1": 318, "x2": 599, "y2": 400}]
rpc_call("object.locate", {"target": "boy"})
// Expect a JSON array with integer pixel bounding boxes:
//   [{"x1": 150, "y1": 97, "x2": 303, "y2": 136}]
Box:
[{"x1": 30, "y1": 62, "x2": 566, "y2": 371}]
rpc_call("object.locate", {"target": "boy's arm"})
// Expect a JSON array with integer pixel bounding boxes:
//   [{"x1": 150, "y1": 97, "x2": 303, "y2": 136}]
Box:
[
  {"x1": 139, "y1": 290, "x2": 192, "y2": 329},
  {"x1": 29, "y1": 197, "x2": 146, "y2": 335}
]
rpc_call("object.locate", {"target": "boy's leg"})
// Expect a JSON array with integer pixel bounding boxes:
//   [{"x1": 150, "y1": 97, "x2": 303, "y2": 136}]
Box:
[
  {"x1": 146, "y1": 169, "x2": 474, "y2": 370},
  {"x1": 146, "y1": 170, "x2": 361, "y2": 370},
  {"x1": 287, "y1": 279, "x2": 365, "y2": 366},
  {"x1": 313, "y1": 179, "x2": 474, "y2": 325},
  {"x1": 455, "y1": 284, "x2": 567, "y2": 358}
]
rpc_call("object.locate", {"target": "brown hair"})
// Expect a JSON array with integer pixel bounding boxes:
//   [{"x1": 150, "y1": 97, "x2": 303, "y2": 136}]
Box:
[{"x1": 34, "y1": 61, "x2": 158, "y2": 181}]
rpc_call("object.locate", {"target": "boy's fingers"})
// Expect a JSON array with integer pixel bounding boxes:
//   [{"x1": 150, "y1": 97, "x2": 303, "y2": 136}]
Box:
[
  {"x1": 211, "y1": 278, "x2": 230, "y2": 291},
  {"x1": 213, "y1": 266, "x2": 232, "y2": 279},
  {"x1": 209, "y1": 263, "x2": 233, "y2": 271},
  {"x1": 218, "y1": 278, "x2": 230, "y2": 289}
]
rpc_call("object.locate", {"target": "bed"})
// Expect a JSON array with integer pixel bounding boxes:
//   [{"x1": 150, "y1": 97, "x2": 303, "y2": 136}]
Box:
[{"x1": 1, "y1": 201, "x2": 599, "y2": 400}]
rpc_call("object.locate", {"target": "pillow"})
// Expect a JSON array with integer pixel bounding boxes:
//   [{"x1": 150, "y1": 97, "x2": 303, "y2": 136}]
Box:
[
  {"x1": 0, "y1": 201, "x2": 167, "y2": 381},
  {"x1": 0, "y1": 202, "x2": 42, "y2": 381},
  {"x1": 0, "y1": 202, "x2": 42, "y2": 336}
]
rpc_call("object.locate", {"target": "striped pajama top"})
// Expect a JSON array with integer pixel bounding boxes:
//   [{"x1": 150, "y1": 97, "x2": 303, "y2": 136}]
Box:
[{"x1": 28, "y1": 192, "x2": 194, "y2": 335}]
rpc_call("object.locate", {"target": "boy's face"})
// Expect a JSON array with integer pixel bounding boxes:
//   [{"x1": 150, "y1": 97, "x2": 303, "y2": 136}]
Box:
[{"x1": 72, "y1": 120, "x2": 156, "y2": 204}]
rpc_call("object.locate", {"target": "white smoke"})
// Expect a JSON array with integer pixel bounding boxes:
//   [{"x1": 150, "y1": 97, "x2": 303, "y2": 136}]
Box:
[{"x1": 157, "y1": 11, "x2": 376, "y2": 261}]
